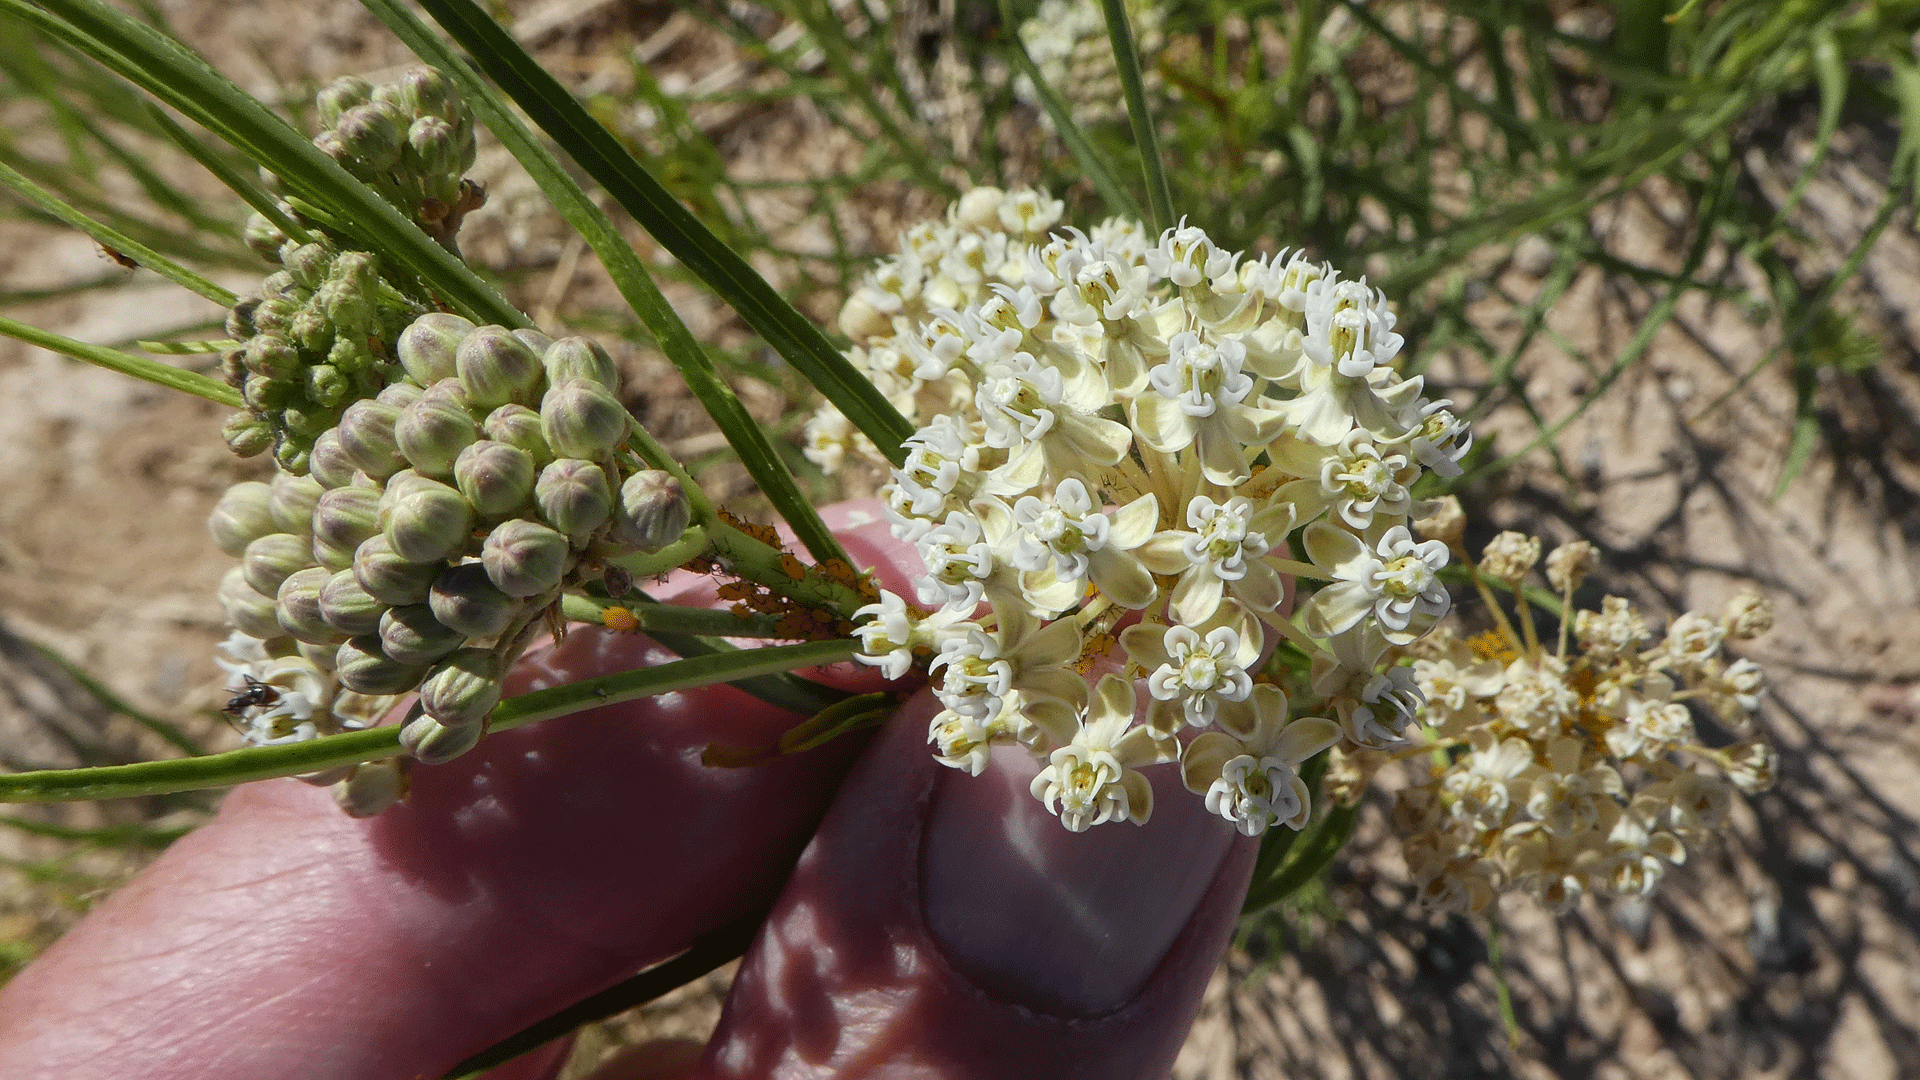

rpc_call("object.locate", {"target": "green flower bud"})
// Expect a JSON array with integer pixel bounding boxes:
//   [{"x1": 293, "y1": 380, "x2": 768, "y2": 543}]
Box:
[
  {"x1": 397, "y1": 67, "x2": 462, "y2": 126},
  {"x1": 542, "y1": 337, "x2": 619, "y2": 389},
  {"x1": 290, "y1": 306, "x2": 335, "y2": 354},
  {"x1": 251, "y1": 296, "x2": 299, "y2": 336},
  {"x1": 397, "y1": 312, "x2": 474, "y2": 386},
  {"x1": 313, "y1": 129, "x2": 354, "y2": 169},
  {"x1": 336, "y1": 399, "x2": 406, "y2": 480},
  {"x1": 379, "y1": 603, "x2": 466, "y2": 665},
  {"x1": 307, "y1": 364, "x2": 352, "y2": 407},
  {"x1": 539, "y1": 378, "x2": 628, "y2": 459},
  {"x1": 275, "y1": 566, "x2": 342, "y2": 645},
  {"x1": 380, "y1": 471, "x2": 474, "y2": 563},
  {"x1": 222, "y1": 412, "x2": 274, "y2": 459},
  {"x1": 334, "y1": 635, "x2": 427, "y2": 695},
  {"x1": 534, "y1": 458, "x2": 612, "y2": 543},
  {"x1": 352, "y1": 533, "x2": 440, "y2": 606},
  {"x1": 209, "y1": 480, "x2": 278, "y2": 557},
  {"x1": 456, "y1": 325, "x2": 544, "y2": 408},
  {"x1": 375, "y1": 381, "x2": 423, "y2": 410},
  {"x1": 316, "y1": 75, "x2": 374, "y2": 129},
  {"x1": 512, "y1": 328, "x2": 554, "y2": 356},
  {"x1": 399, "y1": 713, "x2": 483, "y2": 765},
  {"x1": 242, "y1": 334, "x2": 301, "y2": 381},
  {"x1": 273, "y1": 441, "x2": 312, "y2": 475},
  {"x1": 311, "y1": 485, "x2": 382, "y2": 569},
  {"x1": 404, "y1": 115, "x2": 459, "y2": 177},
  {"x1": 319, "y1": 568, "x2": 388, "y2": 636},
  {"x1": 219, "y1": 565, "x2": 284, "y2": 640},
  {"x1": 325, "y1": 252, "x2": 381, "y2": 334},
  {"x1": 269, "y1": 472, "x2": 326, "y2": 536},
  {"x1": 396, "y1": 392, "x2": 480, "y2": 478},
  {"x1": 219, "y1": 348, "x2": 248, "y2": 389},
  {"x1": 482, "y1": 519, "x2": 571, "y2": 597},
  {"x1": 260, "y1": 271, "x2": 300, "y2": 299},
  {"x1": 243, "y1": 214, "x2": 287, "y2": 261},
  {"x1": 333, "y1": 758, "x2": 409, "y2": 818},
  {"x1": 226, "y1": 296, "x2": 259, "y2": 339},
  {"x1": 309, "y1": 429, "x2": 358, "y2": 488},
  {"x1": 481, "y1": 404, "x2": 551, "y2": 465},
  {"x1": 242, "y1": 532, "x2": 317, "y2": 596},
  {"x1": 335, "y1": 101, "x2": 409, "y2": 171},
  {"x1": 609, "y1": 470, "x2": 690, "y2": 553},
  {"x1": 453, "y1": 440, "x2": 536, "y2": 517},
  {"x1": 419, "y1": 648, "x2": 503, "y2": 728},
  {"x1": 283, "y1": 243, "x2": 332, "y2": 290},
  {"x1": 327, "y1": 333, "x2": 375, "y2": 374},
  {"x1": 242, "y1": 375, "x2": 291, "y2": 412},
  {"x1": 428, "y1": 562, "x2": 520, "y2": 638}
]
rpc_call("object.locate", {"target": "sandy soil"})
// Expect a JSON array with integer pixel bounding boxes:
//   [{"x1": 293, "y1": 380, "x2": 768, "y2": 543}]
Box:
[{"x1": 2, "y1": 2, "x2": 1917, "y2": 1078}]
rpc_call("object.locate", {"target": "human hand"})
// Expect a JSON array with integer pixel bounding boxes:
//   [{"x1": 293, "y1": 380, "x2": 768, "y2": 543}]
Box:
[{"x1": 0, "y1": 503, "x2": 1257, "y2": 1080}]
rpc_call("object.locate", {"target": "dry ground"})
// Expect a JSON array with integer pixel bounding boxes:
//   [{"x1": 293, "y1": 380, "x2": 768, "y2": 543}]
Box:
[{"x1": 2, "y1": 2, "x2": 1917, "y2": 1078}]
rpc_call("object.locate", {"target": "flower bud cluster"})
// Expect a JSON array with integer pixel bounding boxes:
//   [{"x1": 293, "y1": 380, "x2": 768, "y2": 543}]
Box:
[
  {"x1": 1013, "y1": 0, "x2": 1166, "y2": 131},
  {"x1": 302, "y1": 68, "x2": 484, "y2": 248},
  {"x1": 836, "y1": 187, "x2": 1471, "y2": 835},
  {"x1": 1393, "y1": 539, "x2": 1777, "y2": 913},
  {"x1": 209, "y1": 316, "x2": 686, "y2": 781}
]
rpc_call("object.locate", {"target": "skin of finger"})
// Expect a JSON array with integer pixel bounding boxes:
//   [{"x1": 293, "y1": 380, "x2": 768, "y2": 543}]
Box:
[
  {"x1": 687, "y1": 690, "x2": 1259, "y2": 1080},
  {"x1": 0, "y1": 504, "x2": 913, "y2": 1080}
]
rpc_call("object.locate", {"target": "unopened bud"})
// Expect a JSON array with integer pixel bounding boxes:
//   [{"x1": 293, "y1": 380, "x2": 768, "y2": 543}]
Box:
[
  {"x1": 512, "y1": 328, "x2": 554, "y2": 356},
  {"x1": 242, "y1": 334, "x2": 301, "y2": 381},
  {"x1": 428, "y1": 562, "x2": 521, "y2": 638},
  {"x1": 396, "y1": 391, "x2": 481, "y2": 477},
  {"x1": 273, "y1": 441, "x2": 312, "y2": 475},
  {"x1": 296, "y1": 638, "x2": 339, "y2": 672},
  {"x1": 334, "y1": 101, "x2": 408, "y2": 170},
  {"x1": 208, "y1": 480, "x2": 278, "y2": 557},
  {"x1": 219, "y1": 565, "x2": 285, "y2": 640},
  {"x1": 275, "y1": 566, "x2": 341, "y2": 645},
  {"x1": 352, "y1": 533, "x2": 441, "y2": 606},
  {"x1": 375, "y1": 381, "x2": 423, "y2": 411},
  {"x1": 404, "y1": 115, "x2": 459, "y2": 177},
  {"x1": 336, "y1": 399, "x2": 406, "y2": 480},
  {"x1": 269, "y1": 472, "x2": 326, "y2": 536},
  {"x1": 456, "y1": 325, "x2": 544, "y2": 408},
  {"x1": 311, "y1": 486, "x2": 382, "y2": 569},
  {"x1": 243, "y1": 213, "x2": 288, "y2": 261},
  {"x1": 307, "y1": 364, "x2": 352, "y2": 407},
  {"x1": 242, "y1": 532, "x2": 317, "y2": 596},
  {"x1": 319, "y1": 568, "x2": 389, "y2": 636},
  {"x1": 482, "y1": 404, "x2": 551, "y2": 465},
  {"x1": 283, "y1": 242, "x2": 332, "y2": 290},
  {"x1": 1545, "y1": 540, "x2": 1598, "y2": 594},
  {"x1": 290, "y1": 307, "x2": 335, "y2": 354},
  {"x1": 609, "y1": 470, "x2": 689, "y2": 553},
  {"x1": 397, "y1": 313, "x2": 474, "y2": 386},
  {"x1": 399, "y1": 713, "x2": 483, "y2": 765},
  {"x1": 543, "y1": 337, "x2": 619, "y2": 389},
  {"x1": 242, "y1": 374, "x2": 291, "y2": 413},
  {"x1": 309, "y1": 429, "x2": 358, "y2": 489},
  {"x1": 225, "y1": 296, "x2": 259, "y2": 340},
  {"x1": 1724, "y1": 590, "x2": 1773, "y2": 640},
  {"x1": 334, "y1": 635, "x2": 428, "y2": 695},
  {"x1": 419, "y1": 648, "x2": 504, "y2": 727},
  {"x1": 1479, "y1": 531, "x2": 1540, "y2": 584},
  {"x1": 251, "y1": 297, "x2": 299, "y2": 336},
  {"x1": 332, "y1": 758, "x2": 409, "y2": 818},
  {"x1": 453, "y1": 440, "x2": 536, "y2": 518},
  {"x1": 316, "y1": 75, "x2": 374, "y2": 128},
  {"x1": 380, "y1": 471, "x2": 474, "y2": 563},
  {"x1": 533, "y1": 458, "x2": 611, "y2": 542},
  {"x1": 397, "y1": 67, "x2": 463, "y2": 125},
  {"x1": 379, "y1": 603, "x2": 467, "y2": 665},
  {"x1": 482, "y1": 519, "x2": 571, "y2": 597},
  {"x1": 539, "y1": 378, "x2": 627, "y2": 459},
  {"x1": 222, "y1": 413, "x2": 274, "y2": 458}
]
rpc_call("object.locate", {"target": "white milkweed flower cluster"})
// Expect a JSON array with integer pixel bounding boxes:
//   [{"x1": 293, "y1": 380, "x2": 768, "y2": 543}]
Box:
[
  {"x1": 1012, "y1": 0, "x2": 1167, "y2": 131},
  {"x1": 1392, "y1": 534, "x2": 1778, "y2": 913},
  {"x1": 821, "y1": 186, "x2": 1475, "y2": 836}
]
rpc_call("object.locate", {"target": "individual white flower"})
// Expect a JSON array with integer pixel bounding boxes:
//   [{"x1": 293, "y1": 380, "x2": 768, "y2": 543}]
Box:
[
  {"x1": 215, "y1": 634, "x2": 335, "y2": 747},
  {"x1": 914, "y1": 509, "x2": 998, "y2": 610},
  {"x1": 1120, "y1": 605, "x2": 1262, "y2": 732},
  {"x1": 852, "y1": 590, "x2": 968, "y2": 680},
  {"x1": 802, "y1": 407, "x2": 876, "y2": 475},
  {"x1": 973, "y1": 353, "x2": 1129, "y2": 482},
  {"x1": 1146, "y1": 221, "x2": 1235, "y2": 289},
  {"x1": 1302, "y1": 522, "x2": 1450, "y2": 641},
  {"x1": 1138, "y1": 494, "x2": 1298, "y2": 625},
  {"x1": 1709, "y1": 656, "x2": 1766, "y2": 717},
  {"x1": 1399, "y1": 399, "x2": 1473, "y2": 477},
  {"x1": 1346, "y1": 663, "x2": 1424, "y2": 748},
  {"x1": 1601, "y1": 800, "x2": 1686, "y2": 897},
  {"x1": 997, "y1": 187, "x2": 1065, "y2": 239},
  {"x1": 1410, "y1": 635, "x2": 1505, "y2": 734},
  {"x1": 1605, "y1": 673, "x2": 1694, "y2": 758},
  {"x1": 1723, "y1": 590, "x2": 1774, "y2": 639},
  {"x1": 1181, "y1": 684, "x2": 1341, "y2": 835},
  {"x1": 1720, "y1": 739, "x2": 1777, "y2": 794},
  {"x1": 1443, "y1": 729, "x2": 1538, "y2": 830},
  {"x1": 928, "y1": 607, "x2": 1087, "y2": 726},
  {"x1": 1031, "y1": 674, "x2": 1175, "y2": 831},
  {"x1": 1301, "y1": 276, "x2": 1404, "y2": 378},
  {"x1": 1314, "y1": 434, "x2": 1418, "y2": 530},
  {"x1": 1575, "y1": 596, "x2": 1650, "y2": 659},
  {"x1": 1479, "y1": 530, "x2": 1541, "y2": 583},
  {"x1": 1663, "y1": 611, "x2": 1725, "y2": 669},
  {"x1": 1544, "y1": 540, "x2": 1598, "y2": 593},
  {"x1": 1525, "y1": 737, "x2": 1623, "y2": 836},
  {"x1": 1005, "y1": 479, "x2": 1159, "y2": 612},
  {"x1": 1493, "y1": 653, "x2": 1581, "y2": 734},
  {"x1": 1131, "y1": 332, "x2": 1285, "y2": 484}
]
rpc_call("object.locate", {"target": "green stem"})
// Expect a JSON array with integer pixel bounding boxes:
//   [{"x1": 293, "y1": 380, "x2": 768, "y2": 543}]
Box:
[
  {"x1": 560, "y1": 593, "x2": 786, "y2": 638},
  {"x1": 0, "y1": 312, "x2": 241, "y2": 406},
  {"x1": 1098, "y1": 0, "x2": 1173, "y2": 232}
]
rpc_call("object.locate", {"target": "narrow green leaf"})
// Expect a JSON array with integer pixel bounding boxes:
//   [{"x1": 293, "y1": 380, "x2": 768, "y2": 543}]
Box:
[
  {"x1": 1098, "y1": 0, "x2": 1174, "y2": 232},
  {"x1": 0, "y1": 312, "x2": 241, "y2": 406},
  {"x1": 996, "y1": 0, "x2": 1144, "y2": 223},
  {"x1": 558, "y1": 592, "x2": 786, "y2": 638},
  {"x1": 409, "y1": 0, "x2": 914, "y2": 464},
  {"x1": 356, "y1": 0, "x2": 849, "y2": 569},
  {"x1": 141, "y1": 98, "x2": 311, "y2": 243},
  {"x1": 134, "y1": 337, "x2": 236, "y2": 354},
  {"x1": 5, "y1": 0, "x2": 524, "y2": 328},
  {"x1": 0, "y1": 157, "x2": 234, "y2": 304},
  {"x1": 0, "y1": 639, "x2": 856, "y2": 803}
]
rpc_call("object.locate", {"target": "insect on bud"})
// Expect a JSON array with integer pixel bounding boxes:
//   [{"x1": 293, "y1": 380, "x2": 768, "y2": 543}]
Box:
[
  {"x1": 275, "y1": 567, "x2": 342, "y2": 645},
  {"x1": 428, "y1": 562, "x2": 521, "y2": 639},
  {"x1": 334, "y1": 635, "x2": 428, "y2": 695},
  {"x1": 379, "y1": 603, "x2": 467, "y2": 665},
  {"x1": 397, "y1": 312, "x2": 474, "y2": 386},
  {"x1": 542, "y1": 337, "x2": 619, "y2": 390},
  {"x1": 609, "y1": 470, "x2": 690, "y2": 553},
  {"x1": 456, "y1": 325, "x2": 545, "y2": 408},
  {"x1": 482, "y1": 404, "x2": 551, "y2": 466},
  {"x1": 379, "y1": 472, "x2": 475, "y2": 564},
  {"x1": 399, "y1": 713, "x2": 483, "y2": 765},
  {"x1": 242, "y1": 532, "x2": 318, "y2": 596},
  {"x1": 352, "y1": 534, "x2": 441, "y2": 606},
  {"x1": 419, "y1": 648, "x2": 504, "y2": 728},
  {"x1": 319, "y1": 568, "x2": 389, "y2": 636},
  {"x1": 208, "y1": 480, "x2": 279, "y2": 557},
  {"x1": 533, "y1": 458, "x2": 612, "y2": 543},
  {"x1": 453, "y1": 440, "x2": 537, "y2": 518},
  {"x1": 539, "y1": 378, "x2": 628, "y2": 459},
  {"x1": 335, "y1": 399, "x2": 407, "y2": 480},
  {"x1": 481, "y1": 518, "x2": 571, "y2": 597}
]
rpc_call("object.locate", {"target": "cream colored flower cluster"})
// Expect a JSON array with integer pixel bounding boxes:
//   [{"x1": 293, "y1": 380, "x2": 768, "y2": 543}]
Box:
[
  {"x1": 1392, "y1": 533, "x2": 1777, "y2": 912},
  {"x1": 827, "y1": 186, "x2": 1473, "y2": 835}
]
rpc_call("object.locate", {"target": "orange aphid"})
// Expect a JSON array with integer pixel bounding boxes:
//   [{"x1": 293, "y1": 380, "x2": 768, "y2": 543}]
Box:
[{"x1": 600, "y1": 606, "x2": 640, "y2": 633}]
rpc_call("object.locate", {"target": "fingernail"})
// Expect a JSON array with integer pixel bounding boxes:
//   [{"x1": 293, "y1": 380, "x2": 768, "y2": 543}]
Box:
[{"x1": 920, "y1": 743, "x2": 1237, "y2": 1017}]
